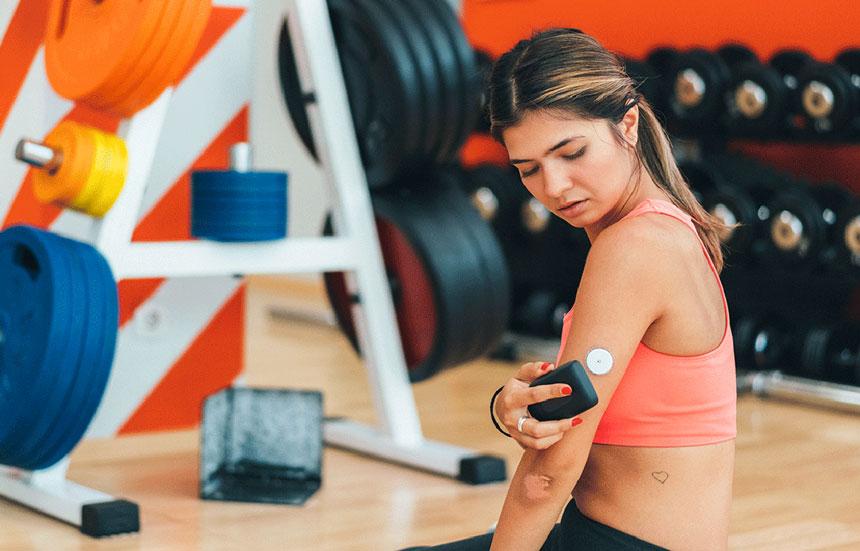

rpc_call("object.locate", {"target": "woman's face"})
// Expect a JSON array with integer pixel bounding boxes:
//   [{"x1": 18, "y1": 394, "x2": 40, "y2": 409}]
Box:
[{"x1": 502, "y1": 109, "x2": 638, "y2": 230}]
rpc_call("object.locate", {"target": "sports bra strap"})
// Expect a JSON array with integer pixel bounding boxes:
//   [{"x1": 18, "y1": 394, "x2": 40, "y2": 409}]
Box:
[{"x1": 620, "y1": 198, "x2": 729, "y2": 331}]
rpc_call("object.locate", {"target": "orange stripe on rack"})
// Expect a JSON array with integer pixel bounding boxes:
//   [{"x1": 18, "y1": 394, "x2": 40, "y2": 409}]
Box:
[
  {"x1": 0, "y1": 0, "x2": 50, "y2": 132},
  {"x1": 174, "y1": 6, "x2": 245, "y2": 85},
  {"x1": 118, "y1": 279, "x2": 166, "y2": 327},
  {"x1": 132, "y1": 105, "x2": 248, "y2": 242},
  {"x1": 118, "y1": 286, "x2": 245, "y2": 434},
  {"x1": 2, "y1": 106, "x2": 120, "y2": 230}
]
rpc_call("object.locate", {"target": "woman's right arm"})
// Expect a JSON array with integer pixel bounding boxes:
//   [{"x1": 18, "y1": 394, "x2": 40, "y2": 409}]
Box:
[{"x1": 494, "y1": 361, "x2": 582, "y2": 449}]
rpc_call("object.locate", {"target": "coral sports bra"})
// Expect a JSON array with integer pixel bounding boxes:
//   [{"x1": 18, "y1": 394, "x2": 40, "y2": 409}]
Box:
[{"x1": 556, "y1": 199, "x2": 737, "y2": 447}]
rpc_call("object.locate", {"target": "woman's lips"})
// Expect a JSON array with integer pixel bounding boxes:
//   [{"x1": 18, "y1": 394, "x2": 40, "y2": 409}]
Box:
[{"x1": 559, "y1": 199, "x2": 587, "y2": 217}]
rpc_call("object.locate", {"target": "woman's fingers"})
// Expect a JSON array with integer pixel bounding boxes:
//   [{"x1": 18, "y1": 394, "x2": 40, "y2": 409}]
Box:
[
  {"x1": 524, "y1": 383, "x2": 572, "y2": 406},
  {"x1": 516, "y1": 416, "x2": 577, "y2": 439},
  {"x1": 505, "y1": 415, "x2": 584, "y2": 449},
  {"x1": 514, "y1": 417, "x2": 583, "y2": 450},
  {"x1": 514, "y1": 361, "x2": 555, "y2": 383},
  {"x1": 496, "y1": 380, "x2": 571, "y2": 422}
]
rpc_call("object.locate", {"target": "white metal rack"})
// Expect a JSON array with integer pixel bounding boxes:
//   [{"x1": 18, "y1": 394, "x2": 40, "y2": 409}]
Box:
[{"x1": 0, "y1": 0, "x2": 503, "y2": 536}]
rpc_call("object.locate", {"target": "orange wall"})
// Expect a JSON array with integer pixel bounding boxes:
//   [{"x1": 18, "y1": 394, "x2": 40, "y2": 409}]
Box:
[
  {"x1": 462, "y1": 0, "x2": 859, "y2": 61},
  {"x1": 460, "y1": 0, "x2": 860, "y2": 194}
]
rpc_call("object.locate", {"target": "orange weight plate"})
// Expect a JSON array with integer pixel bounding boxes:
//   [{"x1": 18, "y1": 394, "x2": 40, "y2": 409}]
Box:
[
  {"x1": 86, "y1": 0, "x2": 171, "y2": 111},
  {"x1": 112, "y1": 0, "x2": 212, "y2": 116},
  {"x1": 32, "y1": 121, "x2": 94, "y2": 205},
  {"x1": 45, "y1": 0, "x2": 162, "y2": 101},
  {"x1": 91, "y1": 0, "x2": 184, "y2": 114}
]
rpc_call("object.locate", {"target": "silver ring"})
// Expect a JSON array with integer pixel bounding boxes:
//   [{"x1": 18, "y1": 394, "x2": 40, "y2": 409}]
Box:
[{"x1": 517, "y1": 415, "x2": 529, "y2": 433}]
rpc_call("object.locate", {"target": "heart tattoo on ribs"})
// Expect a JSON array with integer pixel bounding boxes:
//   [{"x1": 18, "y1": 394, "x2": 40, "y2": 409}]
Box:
[{"x1": 651, "y1": 471, "x2": 669, "y2": 484}]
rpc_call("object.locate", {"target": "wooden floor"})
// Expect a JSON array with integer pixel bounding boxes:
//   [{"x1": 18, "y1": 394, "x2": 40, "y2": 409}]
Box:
[{"x1": 3, "y1": 277, "x2": 860, "y2": 550}]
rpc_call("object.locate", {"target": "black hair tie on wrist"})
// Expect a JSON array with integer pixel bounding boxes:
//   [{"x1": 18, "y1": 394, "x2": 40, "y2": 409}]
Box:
[{"x1": 490, "y1": 385, "x2": 511, "y2": 437}]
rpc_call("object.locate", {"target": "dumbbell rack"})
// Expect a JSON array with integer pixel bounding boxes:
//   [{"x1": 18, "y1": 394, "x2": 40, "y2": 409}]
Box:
[{"x1": 0, "y1": 0, "x2": 502, "y2": 536}]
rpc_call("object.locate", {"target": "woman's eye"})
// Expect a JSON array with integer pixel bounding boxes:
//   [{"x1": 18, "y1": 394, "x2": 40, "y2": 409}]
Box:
[
  {"x1": 562, "y1": 147, "x2": 586, "y2": 160},
  {"x1": 521, "y1": 166, "x2": 539, "y2": 178}
]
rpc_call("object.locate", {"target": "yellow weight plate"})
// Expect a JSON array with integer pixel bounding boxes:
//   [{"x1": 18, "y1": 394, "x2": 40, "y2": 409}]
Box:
[
  {"x1": 33, "y1": 121, "x2": 93, "y2": 205},
  {"x1": 70, "y1": 128, "x2": 110, "y2": 212},
  {"x1": 45, "y1": 0, "x2": 163, "y2": 101},
  {"x1": 86, "y1": 134, "x2": 128, "y2": 217}
]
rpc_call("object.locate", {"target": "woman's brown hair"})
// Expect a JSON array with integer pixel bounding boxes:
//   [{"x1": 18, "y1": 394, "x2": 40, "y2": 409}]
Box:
[{"x1": 488, "y1": 28, "x2": 731, "y2": 272}]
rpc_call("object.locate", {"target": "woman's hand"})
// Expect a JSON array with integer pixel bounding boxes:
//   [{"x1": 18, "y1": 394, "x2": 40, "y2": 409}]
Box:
[{"x1": 494, "y1": 361, "x2": 583, "y2": 449}]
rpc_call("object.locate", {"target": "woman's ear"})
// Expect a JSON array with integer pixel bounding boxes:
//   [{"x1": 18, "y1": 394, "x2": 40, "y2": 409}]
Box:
[{"x1": 619, "y1": 105, "x2": 639, "y2": 147}]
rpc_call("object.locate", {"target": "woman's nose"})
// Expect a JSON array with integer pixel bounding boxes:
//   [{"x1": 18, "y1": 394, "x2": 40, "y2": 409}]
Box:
[{"x1": 543, "y1": 169, "x2": 571, "y2": 199}]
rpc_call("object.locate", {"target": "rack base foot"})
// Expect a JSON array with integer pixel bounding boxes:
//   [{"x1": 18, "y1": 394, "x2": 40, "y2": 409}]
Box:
[{"x1": 324, "y1": 419, "x2": 507, "y2": 484}]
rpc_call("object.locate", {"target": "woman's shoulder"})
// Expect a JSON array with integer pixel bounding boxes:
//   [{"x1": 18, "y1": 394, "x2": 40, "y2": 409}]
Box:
[
  {"x1": 585, "y1": 211, "x2": 699, "y2": 301},
  {"x1": 593, "y1": 211, "x2": 693, "y2": 263}
]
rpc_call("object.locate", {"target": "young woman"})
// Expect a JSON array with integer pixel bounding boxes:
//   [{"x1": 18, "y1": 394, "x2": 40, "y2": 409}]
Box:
[{"x1": 409, "y1": 29, "x2": 737, "y2": 550}]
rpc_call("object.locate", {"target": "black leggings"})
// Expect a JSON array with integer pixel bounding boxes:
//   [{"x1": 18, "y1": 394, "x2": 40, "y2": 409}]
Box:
[{"x1": 401, "y1": 500, "x2": 668, "y2": 550}]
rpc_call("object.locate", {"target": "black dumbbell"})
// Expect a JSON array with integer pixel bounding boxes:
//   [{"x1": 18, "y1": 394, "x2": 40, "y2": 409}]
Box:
[
  {"x1": 834, "y1": 196, "x2": 860, "y2": 274},
  {"x1": 512, "y1": 288, "x2": 570, "y2": 338},
  {"x1": 461, "y1": 164, "x2": 527, "y2": 232},
  {"x1": 765, "y1": 180, "x2": 853, "y2": 271},
  {"x1": 699, "y1": 153, "x2": 780, "y2": 263},
  {"x1": 669, "y1": 43, "x2": 758, "y2": 131},
  {"x1": 798, "y1": 321, "x2": 860, "y2": 385},
  {"x1": 732, "y1": 313, "x2": 794, "y2": 371},
  {"x1": 678, "y1": 157, "x2": 726, "y2": 203},
  {"x1": 796, "y1": 48, "x2": 860, "y2": 136},
  {"x1": 645, "y1": 46, "x2": 681, "y2": 117},
  {"x1": 726, "y1": 49, "x2": 815, "y2": 135}
]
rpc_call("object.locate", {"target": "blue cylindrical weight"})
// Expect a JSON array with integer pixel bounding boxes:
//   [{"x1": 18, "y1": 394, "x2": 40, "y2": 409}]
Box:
[{"x1": 191, "y1": 170, "x2": 288, "y2": 242}]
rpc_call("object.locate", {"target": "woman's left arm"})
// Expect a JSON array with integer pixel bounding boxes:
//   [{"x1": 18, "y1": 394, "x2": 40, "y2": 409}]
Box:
[{"x1": 490, "y1": 219, "x2": 671, "y2": 551}]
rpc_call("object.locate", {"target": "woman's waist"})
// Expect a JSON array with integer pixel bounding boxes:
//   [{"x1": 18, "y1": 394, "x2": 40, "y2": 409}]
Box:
[
  {"x1": 572, "y1": 443, "x2": 734, "y2": 549},
  {"x1": 573, "y1": 441, "x2": 735, "y2": 522}
]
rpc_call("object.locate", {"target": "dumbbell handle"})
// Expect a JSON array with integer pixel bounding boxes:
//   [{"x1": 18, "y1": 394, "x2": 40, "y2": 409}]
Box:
[{"x1": 15, "y1": 139, "x2": 63, "y2": 174}]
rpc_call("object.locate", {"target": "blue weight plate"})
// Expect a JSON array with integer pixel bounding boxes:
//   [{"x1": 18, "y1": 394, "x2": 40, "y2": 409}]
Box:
[
  {"x1": 193, "y1": 229, "x2": 286, "y2": 242},
  {"x1": 20, "y1": 237, "x2": 101, "y2": 469},
  {"x1": 191, "y1": 196, "x2": 287, "y2": 212},
  {"x1": 32, "y1": 241, "x2": 118, "y2": 469},
  {"x1": 191, "y1": 186, "x2": 287, "y2": 200},
  {"x1": 6, "y1": 232, "x2": 89, "y2": 469},
  {"x1": 192, "y1": 213, "x2": 286, "y2": 227},
  {"x1": 192, "y1": 194, "x2": 286, "y2": 212},
  {"x1": 192, "y1": 187, "x2": 286, "y2": 198},
  {"x1": 191, "y1": 209, "x2": 287, "y2": 222},
  {"x1": 192, "y1": 193, "x2": 286, "y2": 204},
  {"x1": 191, "y1": 204, "x2": 287, "y2": 224},
  {"x1": 191, "y1": 199, "x2": 286, "y2": 208},
  {"x1": 193, "y1": 229, "x2": 286, "y2": 238},
  {"x1": 192, "y1": 220, "x2": 287, "y2": 232},
  {"x1": 192, "y1": 219, "x2": 287, "y2": 231},
  {"x1": 0, "y1": 226, "x2": 74, "y2": 467},
  {"x1": 192, "y1": 170, "x2": 287, "y2": 180},
  {"x1": 192, "y1": 171, "x2": 287, "y2": 188},
  {"x1": 191, "y1": 205, "x2": 286, "y2": 224},
  {"x1": 191, "y1": 191, "x2": 286, "y2": 203}
]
